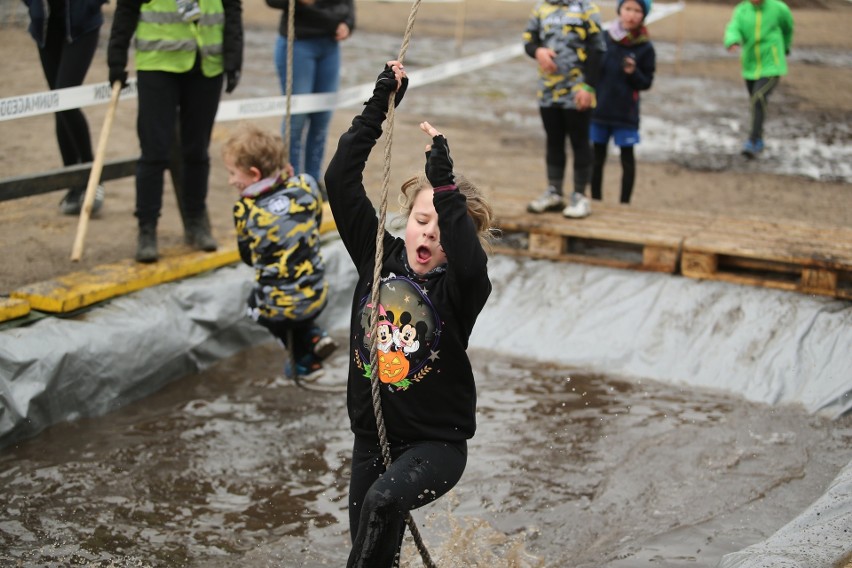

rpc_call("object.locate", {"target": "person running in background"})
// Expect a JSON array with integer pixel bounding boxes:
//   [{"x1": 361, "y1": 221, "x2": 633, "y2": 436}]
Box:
[
  {"x1": 107, "y1": 0, "x2": 243, "y2": 263},
  {"x1": 24, "y1": 0, "x2": 107, "y2": 216},
  {"x1": 265, "y1": 0, "x2": 355, "y2": 194},
  {"x1": 724, "y1": 0, "x2": 793, "y2": 159},
  {"x1": 590, "y1": 0, "x2": 656, "y2": 205},
  {"x1": 324, "y1": 62, "x2": 494, "y2": 566},
  {"x1": 523, "y1": 0, "x2": 606, "y2": 219},
  {"x1": 222, "y1": 122, "x2": 338, "y2": 380}
]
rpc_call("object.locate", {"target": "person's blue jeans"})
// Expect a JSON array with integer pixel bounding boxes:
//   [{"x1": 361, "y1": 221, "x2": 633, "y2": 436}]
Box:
[{"x1": 274, "y1": 35, "x2": 341, "y2": 182}]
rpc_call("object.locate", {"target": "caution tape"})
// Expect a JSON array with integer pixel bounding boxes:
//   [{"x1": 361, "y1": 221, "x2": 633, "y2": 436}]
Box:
[{"x1": 0, "y1": 2, "x2": 682, "y2": 123}]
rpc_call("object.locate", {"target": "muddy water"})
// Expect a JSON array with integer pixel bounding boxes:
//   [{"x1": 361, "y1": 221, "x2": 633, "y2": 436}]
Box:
[{"x1": 1, "y1": 339, "x2": 850, "y2": 567}]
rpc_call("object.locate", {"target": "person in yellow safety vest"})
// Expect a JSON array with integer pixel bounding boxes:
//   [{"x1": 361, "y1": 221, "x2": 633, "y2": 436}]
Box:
[{"x1": 107, "y1": 0, "x2": 243, "y2": 263}]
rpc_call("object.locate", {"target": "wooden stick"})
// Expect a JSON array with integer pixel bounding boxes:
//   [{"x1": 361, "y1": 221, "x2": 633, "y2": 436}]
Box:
[{"x1": 71, "y1": 81, "x2": 122, "y2": 261}]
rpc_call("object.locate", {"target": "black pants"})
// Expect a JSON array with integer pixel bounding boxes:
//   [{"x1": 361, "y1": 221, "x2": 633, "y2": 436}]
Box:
[
  {"x1": 592, "y1": 143, "x2": 636, "y2": 204},
  {"x1": 248, "y1": 294, "x2": 322, "y2": 363},
  {"x1": 745, "y1": 76, "x2": 779, "y2": 143},
  {"x1": 539, "y1": 106, "x2": 592, "y2": 196},
  {"x1": 347, "y1": 436, "x2": 467, "y2": 568},
  {"x1": 37, "y1": 21, "x2": 100, "y2": 194},
  {"x1": 135, "y1": 59, "x2": 223, "y2": 225}
]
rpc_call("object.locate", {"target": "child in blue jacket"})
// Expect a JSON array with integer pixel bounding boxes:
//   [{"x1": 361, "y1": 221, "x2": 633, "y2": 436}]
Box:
[{"x1": 590, "y1": 0, "x2": 656, "y2": 204}]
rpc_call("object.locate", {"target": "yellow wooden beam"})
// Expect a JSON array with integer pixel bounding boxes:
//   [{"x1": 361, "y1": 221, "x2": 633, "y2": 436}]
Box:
[
  {"x1": 0, "y1": 297, "x2": 30, "y2": 323},
  {"x1": 8, "y1": 203, "x2": 337, "y2": 315},
  {"x1": 11, "y1": 248, "x2": 241, "y2": 314}
]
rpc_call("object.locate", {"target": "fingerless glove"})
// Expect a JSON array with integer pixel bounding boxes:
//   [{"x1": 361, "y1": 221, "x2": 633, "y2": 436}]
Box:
[
  {"x1": 364, "y1": 64, "x2": 408, "y2": 111},
  {"x1": 424, "y1": 135, "x2": 455, "y2": 188}
]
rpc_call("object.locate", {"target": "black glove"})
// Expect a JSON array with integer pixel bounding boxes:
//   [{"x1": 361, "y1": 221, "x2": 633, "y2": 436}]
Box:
[
  {"x1": 109, "y1": 67, "x2": 128, "y2": 89},
  {"x1": 366, "y1": 64, "x2": 408, "y2": 110},
  {"x1": 424, "y1": 135, "x2": 454, "y2": 188},
  {"x1": 226, "y1": 70, "x2": 240, "y2": 94}
]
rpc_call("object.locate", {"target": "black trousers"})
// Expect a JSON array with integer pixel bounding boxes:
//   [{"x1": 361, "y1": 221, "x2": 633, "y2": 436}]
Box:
[
  {"x1": 347, "y1": 436, "x2": 467, "y2": 568},
  {"x1": 745, "y1": 76, "x2": 779, "y2": 143},
  {"x1": 539, "y1": 106, "x2": 592, "y2": 196},
  {"x1": 135, "y1": 60, "x2": 223, "y2": 225},
  {"x1": 248, "y1": 294, "x2": 323, "y2": 363},
  {"x1": 37, "y1": 20, "x2": 100, "y2": 193}
]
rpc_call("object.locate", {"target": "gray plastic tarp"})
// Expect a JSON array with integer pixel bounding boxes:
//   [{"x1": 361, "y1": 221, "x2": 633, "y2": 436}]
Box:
[{"x1": 1, "y1": 238, "x2": 851, "y2": 567}]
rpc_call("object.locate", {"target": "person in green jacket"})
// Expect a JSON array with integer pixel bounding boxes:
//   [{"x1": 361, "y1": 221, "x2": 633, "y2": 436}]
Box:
[{"x1": 724, "y1": 0, "x2": 794, "y2": 158}]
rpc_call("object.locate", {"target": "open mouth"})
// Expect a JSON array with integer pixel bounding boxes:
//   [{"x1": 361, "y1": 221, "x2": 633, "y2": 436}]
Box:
[{"x1": 416, "y1": 245, "x2": 432, "y2": 264}]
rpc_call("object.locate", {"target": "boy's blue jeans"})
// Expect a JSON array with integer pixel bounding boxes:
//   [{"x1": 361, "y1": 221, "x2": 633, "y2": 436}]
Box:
[{"x1": 274, "y1": 35, "x2": 341, "y2": 182}]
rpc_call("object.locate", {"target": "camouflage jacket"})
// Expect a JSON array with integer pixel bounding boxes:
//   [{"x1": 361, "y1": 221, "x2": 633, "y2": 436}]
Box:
[
  {"x1": 234, "y1": 173, "x2": 328, "y2": 322},
  {"x1": 523, "y1": 0, "x2": 607, "y2": 108}
]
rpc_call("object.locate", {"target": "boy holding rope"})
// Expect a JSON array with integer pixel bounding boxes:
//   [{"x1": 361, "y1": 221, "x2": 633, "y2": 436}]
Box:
[
  {"x1": 222, "y1": 123, "x2": 337, "y2": 380},
  {"x1": 325, "y1": 61, "x2": 495, "y2": 567}
]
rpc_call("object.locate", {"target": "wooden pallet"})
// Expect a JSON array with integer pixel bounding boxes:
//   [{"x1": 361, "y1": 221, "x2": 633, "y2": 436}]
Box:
[
  {"x1": 682, "y1": 217, "x2": 852, "y2": 300},
  {"x1": 492, "y1": 197, "x2": 713, "y2": 273}
]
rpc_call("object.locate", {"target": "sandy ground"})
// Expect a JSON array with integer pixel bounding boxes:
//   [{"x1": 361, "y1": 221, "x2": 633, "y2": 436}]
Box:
[{"x1": 1, "y1": 0, "x2": 851, "y2": 295}]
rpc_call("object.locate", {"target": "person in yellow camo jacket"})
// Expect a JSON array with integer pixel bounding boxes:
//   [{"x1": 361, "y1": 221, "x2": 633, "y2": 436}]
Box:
[
  {"x1": 724, "y1": 0, "x2": 794, "y2": 158},
  {"x1": 222, "y1": 123, "x2": 338, "y2": 381}
]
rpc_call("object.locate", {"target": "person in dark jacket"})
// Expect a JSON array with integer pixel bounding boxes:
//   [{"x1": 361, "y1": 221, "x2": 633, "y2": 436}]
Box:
[
  {"x1": 23, "y1": 0, "x2": 108, "y2": 215},
  {"x1": 590, "y1": 0, "x2": 656, "y2": 204},
  {"x1": 325, "y1": 62, "x2": 494, "y2": 567},
  {"x1": 266, "y1": 0, "x2": 354, "y2": 188},
  {"x1": 107, "y1": 0, "x2": 243, "y2": 262}
]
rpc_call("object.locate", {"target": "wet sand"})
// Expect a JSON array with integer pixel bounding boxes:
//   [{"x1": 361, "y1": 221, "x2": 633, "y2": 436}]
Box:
[{"x1": 1, "y1": 340, "x2": 850, "y2": 567}]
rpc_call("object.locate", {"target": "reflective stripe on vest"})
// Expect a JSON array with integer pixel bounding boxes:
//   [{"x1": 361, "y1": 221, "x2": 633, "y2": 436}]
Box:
[{"x1": 135, "y1": 0, "x2": 225, "y2": 77}]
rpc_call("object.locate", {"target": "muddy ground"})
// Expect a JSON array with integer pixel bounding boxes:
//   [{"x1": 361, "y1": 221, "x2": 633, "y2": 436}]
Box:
[{"x1": 0, "y1": 0, "x2": 851, "y2": 294}]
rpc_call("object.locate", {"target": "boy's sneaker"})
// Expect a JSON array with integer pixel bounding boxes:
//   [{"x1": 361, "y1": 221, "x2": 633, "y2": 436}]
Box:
[
  {"x1": 527, "y1": 188, "x2": 564, "y2": 213},
  {"x1": 312, "y1": 333, "x2": 338, "y2": 361},
  {"x1": 562, "y1": 192, "x2": 592, "y2": 218},
  {"x1": 60, "y1": 185, "x2": 105, "y2": 216},
  {"x1": 741, "y1": 139, "x2": 763, "y2": 159},
  {"x1": 285, "y1": 355, "x2": 324, "y2": 382}
]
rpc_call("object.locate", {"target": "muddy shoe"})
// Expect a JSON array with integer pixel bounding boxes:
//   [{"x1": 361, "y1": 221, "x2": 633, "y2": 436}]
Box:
[
  {"x1": 59, "y1": 189, "x2": 84, "y2": 215},
  {"x1": 563, "y1": 192, "x2": 592, "y2": 218},
  {"x1": 741, "y1": 139, "x2": 764, "y2": 159},
  {"x1": 184, "y1": 215, "x2": 217, "y2": 252},
  {"x1": 136, "y1": 224, "x2": 158, "y2": 263},
  {"x1": 312, "y1": 333, "x2": 339, "y2": 360},
  {"x1": 527, "y1": 187, "x2": 564, "y2": 213},
  {"x1": 90, "y1": 185, "x2": 105, "y2": 214},
  {"x1": 285, "y1": 355, "x2": 324, "y2": 382}
]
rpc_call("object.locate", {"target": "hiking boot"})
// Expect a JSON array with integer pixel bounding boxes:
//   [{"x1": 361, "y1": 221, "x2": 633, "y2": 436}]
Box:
[
  {"x1": 136, "y1": 223, "x2": 158, "y2": 263},
  {"x1": 285, "y1": 355, "x2": 324, "y2": 382},
  {"x1": 312, "y1": 332, "x2": 339, "y2": 360},
  {"x1": 563, "y1": 192, "x2": 592, "y2": 218},
  {"x1": 527, "y1": 187, "x2": 564, "y2": 213},
  {"x1": 184, "y1": 213, "x2": 217, "y2": 252}
]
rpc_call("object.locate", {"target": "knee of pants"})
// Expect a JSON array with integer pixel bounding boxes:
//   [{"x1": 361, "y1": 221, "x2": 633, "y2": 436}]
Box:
[{"x1": 361, "y1": 487, "x2": 402, "y2": 520}]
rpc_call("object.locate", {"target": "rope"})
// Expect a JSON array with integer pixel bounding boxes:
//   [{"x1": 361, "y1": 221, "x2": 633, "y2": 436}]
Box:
[
  {"x1": 283, "y1": 6, "x2": 296, "y2": 386},
  {"x1": 282, "y1": 1, "x2": 295, "y2": 159},
  {"x1": 365, "y1": 2, "x2": 436, "y2": 567}
]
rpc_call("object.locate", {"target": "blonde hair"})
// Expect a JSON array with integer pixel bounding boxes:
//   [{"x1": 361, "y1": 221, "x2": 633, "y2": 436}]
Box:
[
  {"x1": 396, "y1": 173, "x2": 497, "y2": 250},
  {"x1": 221, "y1": 122, "x2": 287, "y2": 179}
]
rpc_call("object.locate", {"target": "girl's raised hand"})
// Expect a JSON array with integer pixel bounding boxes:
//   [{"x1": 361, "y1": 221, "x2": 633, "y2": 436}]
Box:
[
  {"x1": 420, "y1": 122, "x2": 454, "y2": 188},
  {"x1": 372, "y1": 60, "x2": 408, "y2": 108}
]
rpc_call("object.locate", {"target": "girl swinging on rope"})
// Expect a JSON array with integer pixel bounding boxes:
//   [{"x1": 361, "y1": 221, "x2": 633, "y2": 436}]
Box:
[{"x1": 325, "y1": 61, "x2": 495, "y2": 566}]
